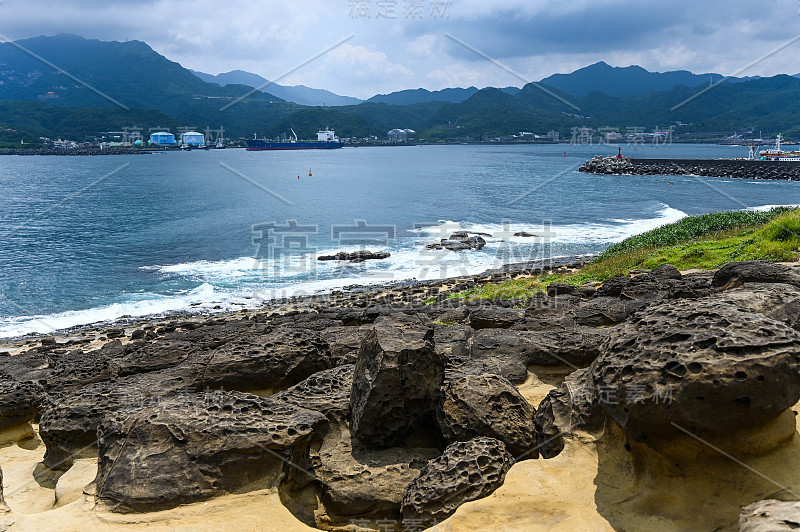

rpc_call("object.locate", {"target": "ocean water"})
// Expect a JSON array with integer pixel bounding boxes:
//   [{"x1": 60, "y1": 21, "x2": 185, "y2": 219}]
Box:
[{"x1": 0, "y1": 142, "x2": 798, "y2": 338}]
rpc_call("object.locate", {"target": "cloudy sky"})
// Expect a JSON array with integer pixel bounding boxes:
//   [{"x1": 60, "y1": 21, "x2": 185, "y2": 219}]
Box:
[{"x1": 1, "y1": 0, "x2": 799, "y2": 98}]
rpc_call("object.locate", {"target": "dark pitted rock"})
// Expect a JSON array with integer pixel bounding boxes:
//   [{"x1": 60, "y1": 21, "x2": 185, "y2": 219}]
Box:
[
  {"x1": 594, "y1": 299, "x2": 800, "y2": 442},
  {"x1": 570, "y1": 297, "x2": 630, "y2": 326},
  {"x1": 575, "y1": 285, "x2": 597, "y2": 299},
  {"x1": 468, "y1": 306, "x2": 525, "y2": 329},
  {"x1": 350, "y1": 314, "x2": 444, "y2": 448},
  {"x1": 712, "y1": 261, "x2": 800, "y2": 289},
  {"x1": 470, "y1": 328, "x2": 604, "y2": 383},
  {"x1": 320, "y1": 326, "x2": 368, "y2": 366},
  {"x1": 663, "y1": 275, "x2": 712, "y2": 299},
  {"x1": 437, "y1": 374, "x2": 537, "y2": 458},
  {"x1": 318, "y1": 250, "x2": 391, "y2": 262},
  {"x1": 38, "y1": 366, "x2": 204, "y2": 474},
  {"x1": 513, "y1": 231, "x2": 536, "y2": 237},
  {"x1": 467, "y1": 330, "x2": 531, "y2": 384},
  {"x1": 271, "y1": 365, "x2": 354, "y2": 423},
  {"x1": 0, "y1": 380, "x2": 45, "y2": 430},
  {"x1": 594, "y1": 276, "x2": 631, "y2": 298},
  {"x1": 651, "y1": 263, "x2": 682, "y2": 280},
  {"x1": 617, "y1": 273, "x2": 667, "y2": 300},
  {"x1": 288, "y1": 424, "x2": 438, "y2": 529},
  {"x1": 91, "y1": 391, "x2": 327, "y2": 512},
  {"x1": 547, "y1": 282, "x2": 577, "y2": 297},
  {"x1": 427, "y1": 233, "x2": 486, "y2": 251},
  {"x1": 713, "y1": 283, "x2": 800, "y2": 331},
  {"x1": 534, "y1": 368, "x2": 605, "y2": 458},
  {"x1": 0, "y1": 350, "x2": 52, "y2": 383},
  {"x1": 200, "y1": 326, "x2": 333, "y2": 393},
  {"x1": 401, "y1": 437, "x2": 514, "y2": 530},
  {"x1": 739, "y1": 499, "x2": 800, "y2": 531}
]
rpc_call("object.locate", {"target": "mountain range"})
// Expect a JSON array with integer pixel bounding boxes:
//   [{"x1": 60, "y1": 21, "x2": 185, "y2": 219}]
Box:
[
  {"x1": 190, "y1": 69, "x2": 363, "y2": 107},
  {"x1": 1, "y1": 34, "x2": 798, "y2": 143}
]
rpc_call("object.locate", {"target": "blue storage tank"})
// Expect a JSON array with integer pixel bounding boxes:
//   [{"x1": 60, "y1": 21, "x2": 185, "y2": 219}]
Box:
[
  {"x1": 181, "y1": 131, "x2": 206, "y2": 147},
  {"x1": 149, "y1": 132, "x2": 176, "y2": 146}
]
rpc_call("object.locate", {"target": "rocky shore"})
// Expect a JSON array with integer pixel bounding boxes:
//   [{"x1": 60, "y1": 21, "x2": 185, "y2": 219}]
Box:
[
  {"x1": 0, "y1": 148, "x2": 151, "y2": 156},
  {"x1": 2, "y1": 260, "x2": 800, "y2": 530},
  {"x1": 580, "y1": 155, "x2": 800, "y2": 180}
]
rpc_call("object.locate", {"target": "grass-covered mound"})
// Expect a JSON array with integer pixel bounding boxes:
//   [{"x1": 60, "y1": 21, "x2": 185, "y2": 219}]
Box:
[{"x1": 445, "y1": 207, "x2": 800, "y2": 301}]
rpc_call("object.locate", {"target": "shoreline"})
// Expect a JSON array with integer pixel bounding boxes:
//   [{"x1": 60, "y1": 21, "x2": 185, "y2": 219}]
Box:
[{"x1": 0, "y1": 255, "x2": 591, "y2": 352}]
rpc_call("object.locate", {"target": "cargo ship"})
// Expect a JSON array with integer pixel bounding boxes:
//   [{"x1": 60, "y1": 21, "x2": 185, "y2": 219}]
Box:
[{"x1": 246, "y1": 128, "x2": 343, "y2": 151}]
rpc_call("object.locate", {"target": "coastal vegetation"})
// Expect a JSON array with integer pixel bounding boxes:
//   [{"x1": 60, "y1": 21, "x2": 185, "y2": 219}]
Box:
[{"x1": 446, "y1": 207, "x2": 800, "y2": 301}]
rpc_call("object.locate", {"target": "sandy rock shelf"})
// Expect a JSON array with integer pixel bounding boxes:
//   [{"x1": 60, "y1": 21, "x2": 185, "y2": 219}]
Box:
[{"x1": 1, "y1": 260, "x2": 800, "y2": 531}]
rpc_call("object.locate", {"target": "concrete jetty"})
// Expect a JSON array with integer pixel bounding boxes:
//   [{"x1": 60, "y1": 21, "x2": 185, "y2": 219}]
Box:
[{"x1": 579, "y1": 155, "x2": 800, "y2": 180}]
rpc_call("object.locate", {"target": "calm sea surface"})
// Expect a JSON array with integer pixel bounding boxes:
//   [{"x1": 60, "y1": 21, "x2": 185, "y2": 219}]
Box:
[{"x1": 0, "y1": 143, "x2": 797, "y2": 337}]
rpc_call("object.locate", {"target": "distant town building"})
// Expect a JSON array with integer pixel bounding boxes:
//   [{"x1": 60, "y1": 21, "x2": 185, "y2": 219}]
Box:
[
  {"x1": 180, "y1": 131, "x2": 205, "y2": 147},
  {"x1": 547, "y1": 131, "x2": 560, "y2": 141},
  {"x1": 149, "y1": 132, "x2": 177, "y2": 146},
  {"x1": 388, "y1": 128, "x2": 416, "y2": 142}
]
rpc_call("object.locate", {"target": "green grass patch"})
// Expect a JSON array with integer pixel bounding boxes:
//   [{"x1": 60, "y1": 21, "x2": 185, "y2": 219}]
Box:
[{"x1": 446, "y1": 207, "x2": 800, "y2": 301}]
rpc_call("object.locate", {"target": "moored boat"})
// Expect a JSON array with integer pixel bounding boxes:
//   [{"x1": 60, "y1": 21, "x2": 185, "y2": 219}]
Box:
[{"x1": 246, "y1": 128, "x2": 344, "y2": 151}]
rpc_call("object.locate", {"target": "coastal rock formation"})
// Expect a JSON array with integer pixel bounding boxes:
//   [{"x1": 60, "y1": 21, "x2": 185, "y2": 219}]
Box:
[
  {"x1": 426, "y1": 231, "x2": 487, "y2": 251},
  {"x1": 91, "y1": 391, "x2": 327, "y2": 512},
  {"x1": 350, "y1": 314, "x2": 444, "y2": 447},
  {"x1": 318, "y1": 251, "x2": 391, "y2": 263},
  {"x1": 714, "y1": 282, "x2": 800, "y2": 331},
  {"x1": 0, "y1": 379, "x2": 44, "y2": 430},
  {"x1": 296, "y1": 425, "x2": 437, "y2": 529},
  {"x1": 200, "y1": 326, "x2": 333, "y2": 393},
  {"x1": 534, "y1": 368, "x2": 604, "y2": 458},
  {"x1": 270, "y1": 364, "x2": 355, "y2": 423},
  {"x1": 469, "y1": 328, "x2": 603, "y2": 382},
  {"x1": 468, "y1": 306, "x2": 525, "y2": 329},
  {"x1": 712, "y1": 260, "x2": 800, "y2": 289},
  {"x1": 400, "y1": 437, "x2": 515, "y2": 530},
  {"x1": 594, "y1": 299, "x2": 800, "y2": 442},
  {"x1": 437, "y1": 374, "x2": 538, "y2": 458},
  {"x1": 739, "y1": 499, "x2": 800, "y2": 531}
]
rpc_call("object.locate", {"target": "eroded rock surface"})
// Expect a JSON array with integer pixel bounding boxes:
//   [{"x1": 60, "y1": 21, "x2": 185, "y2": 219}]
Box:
[
  {"x1": 713, "y1": 260, "x2": 800, "y2": 289},
  {"x1": 350, "y1": 314, "x2": 444, "y2": 448},
  {"x1": 739, "y1": 499, "x2": 800, "y2": 531},
  {"x1": 437, "y1": 374, "x2": 537, "y2": 458},
  {"x1": 92, "y1": 391, "x2": 327, "y2": 512},
  {"x1": 401, "y1": 437, "x2": 514, "y2": 530}
]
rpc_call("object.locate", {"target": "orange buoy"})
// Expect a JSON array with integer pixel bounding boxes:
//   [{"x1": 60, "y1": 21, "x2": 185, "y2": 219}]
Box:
[
  {"x1": 297, "y1": 175, "x2": 300, "y2": 179},
  {"x1": 308, "y1": 168, "x2": 312, "y2": 176}
]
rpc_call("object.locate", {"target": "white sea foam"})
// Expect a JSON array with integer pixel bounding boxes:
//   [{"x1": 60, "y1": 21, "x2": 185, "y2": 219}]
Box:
[
  {"x1": 0, "y1": 204, "x2": 689, "y2": 339},
  {"x1": 0, "y1": 283, "x2": 237, "y2": 339},
  {"x1": 746, "y1": 204, "x2": 800, "y2": 212},
  {"x1": 412, "y1": 205, "x2": 687, "y2": 244}
]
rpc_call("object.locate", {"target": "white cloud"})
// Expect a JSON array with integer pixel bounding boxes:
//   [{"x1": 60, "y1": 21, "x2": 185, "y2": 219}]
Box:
[{"x1": 0, "y1": 0, "x2": 798, "y2": 96}]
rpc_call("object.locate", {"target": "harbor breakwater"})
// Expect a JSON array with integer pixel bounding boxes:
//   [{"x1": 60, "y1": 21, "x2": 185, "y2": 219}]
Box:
[{"x1": 580, "y1": 155, "x2": 800, "y2": 180}]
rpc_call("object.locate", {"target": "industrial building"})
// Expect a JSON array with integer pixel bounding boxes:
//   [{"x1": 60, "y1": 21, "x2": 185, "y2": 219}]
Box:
[
  {"x1": 180, "y1": 131, "x2": 206, "y2": 147},
  {"x1": 387, "y1": 128, "x2": 416, "y2": 142},
  {"x1": 149, "y1": 132, "x2": 176, "y2": 146}
]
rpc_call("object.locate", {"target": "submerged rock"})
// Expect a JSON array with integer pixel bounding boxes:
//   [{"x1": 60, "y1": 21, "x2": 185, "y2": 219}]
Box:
[{"x1": 318, "y1": 250, "x2": 391, "y2": 262}]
